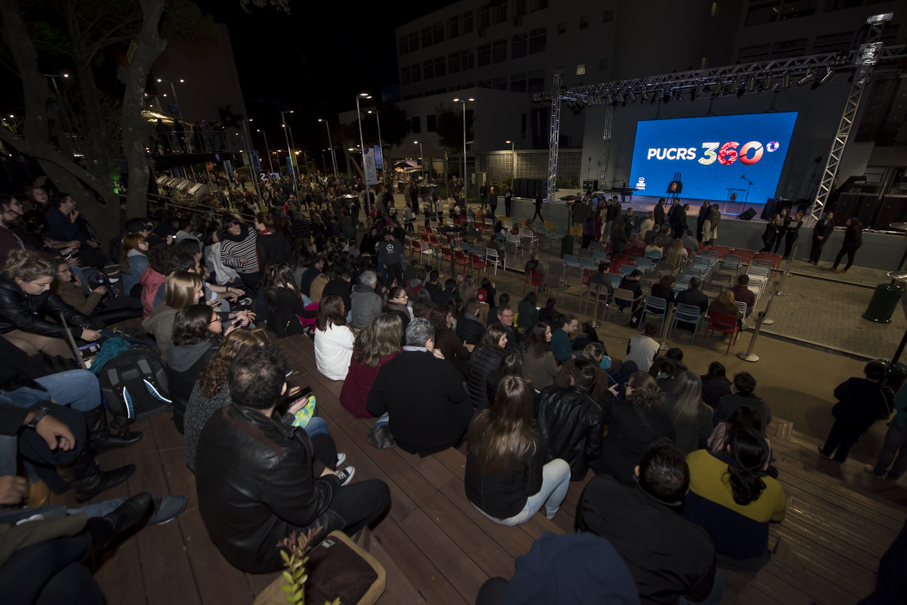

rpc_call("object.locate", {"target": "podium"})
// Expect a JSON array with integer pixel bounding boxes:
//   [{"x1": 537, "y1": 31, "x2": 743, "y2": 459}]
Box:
[{"x1": 726, "y1": 188, "x2": 746, "y2": 202}]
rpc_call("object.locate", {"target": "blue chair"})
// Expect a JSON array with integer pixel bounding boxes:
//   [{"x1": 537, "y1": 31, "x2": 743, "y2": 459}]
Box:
[
  {"x1": 635, "y1": 258, "x2": 653, "y2": 271},
  {"x1": 579, "y1": 257, "x2": 595, "y2": 270},
  {"x1": 610, "y1": 273, "x2": 623, "y2": 288},
  {"x1": 458, "y1": 241, "x2": 470, "y2": 252},
  {"x1": 564, "y1": 254, "x2": 580, "y2": 267},
  {"x1": 669, "y1": 303, "x2": 703, "y2": 341},
  {"x1": 592, "y1": 250, "x2": 609, "y2": 262},
  {"x1": 639, "y1": 296, "x2": 669, "y2": 333},
  {"x1": 620, "y1": 265, "x2": 635, "y2": 276},
  {"x1": 471, "y1": 244, "x2": 485, "y2": 256},
  {"x1": 645, "y1": 250, "x2": 663, "y2": 261}
]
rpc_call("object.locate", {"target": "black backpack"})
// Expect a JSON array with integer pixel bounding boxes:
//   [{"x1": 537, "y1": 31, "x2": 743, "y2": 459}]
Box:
[{"x1": 97, "y1": 346, "x2": 172, "y2": 429}]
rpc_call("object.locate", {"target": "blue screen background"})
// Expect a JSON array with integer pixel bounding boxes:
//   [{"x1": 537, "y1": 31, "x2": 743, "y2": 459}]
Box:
[{"x1": 627, "y1": 112, "x2": 798, "y2": 202}]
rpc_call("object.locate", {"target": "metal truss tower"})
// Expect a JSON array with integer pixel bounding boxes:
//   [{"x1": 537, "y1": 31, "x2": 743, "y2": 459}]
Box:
[{"x1": 545, "y1": 71, "x2": 562, "y2": 201}]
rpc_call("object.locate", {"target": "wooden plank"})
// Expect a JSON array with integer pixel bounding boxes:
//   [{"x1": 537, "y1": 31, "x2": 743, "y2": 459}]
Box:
[
  {"x1": 369, "y1": 532, "x2": 427, "y2": 605},
  {"x1": 392, "y1": 439, "x2": 456, "y2": 490}
]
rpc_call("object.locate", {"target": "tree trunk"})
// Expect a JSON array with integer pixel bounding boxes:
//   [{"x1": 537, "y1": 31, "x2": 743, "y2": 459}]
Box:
[{"x1": 123, "y1": 0, "x2": 167, "y2": 221}]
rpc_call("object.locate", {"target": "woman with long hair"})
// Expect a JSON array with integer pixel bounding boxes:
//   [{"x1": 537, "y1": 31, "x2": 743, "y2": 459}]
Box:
[
  {"x1": 467, "y1": 324, "x2": 507, "y2": 410},
  {"x1": 254, "y1": 212, "x2": 291, "y2": 271},
  {"x1": 554, "y1": 341, "x2": 612, "y2": 400},
  {"x1": 610, "y1": 221, "x2": 628, "y2": 255},
  {"x1": 119, "y1": 232, "x2": 149, "y2": 296},
  {"x1": 645, "y1": 235, "x2": 665, "y2": 258},
  {"x1": 165, "y1": 304, "x2": 240, "y2": 434},
  {"x1": 340, "y1": 313, "x2": 404, "y2": 418},
  {"x1": 314, "y1": 294, "x2": 355, "y2": 380},
  {"x1": 761, "y1": 214, "x2": 780, "y2": 253},
  {"x1": 665, "y1": 238, "x2": 687, "y2": 271},
  {"x1": 383, "y1": 286, "x2": 411, "y2": 335},
  {"x1": 701, "y1": 361, "x2": 731, "y2": 408},
  {"x1": 684, "y1": 426, "x2": 786, "y2": 570},
  {"x1": 0, "y1": 250, "x2": 100, "y2": 359},
  {"x1": 708, "y1": 405, "x2": 773, "y2": 473},
  {"x1": 411, "y1": 287, "x2": 434, "y2": 318},
  {"x1": 428, "y1": 305, "x2": 472, "y2": 378},
  {"x1": 262, "y1": 262, "x2": 318, "y2": 337},
  {"x1": 142, "y1": 271, "x2": 205, "y2": 357},
  {"x1": 708, "y1": 289, "x2": 741, "y2": 324},
  {"x1": 521, "y1": 322, "x2": 557, "y2": 390},
  {"x1": 831, "y1": 217, "x2": 863, "y2": 274},
  {"x1": 464, "y1": 376, "x2": 571, "y2": 525},
  {"x1": 661, "y1": 371, "x2": 713, "y2": 455},
  {"x1": 590, "y1": 372, "x2": 676, "y2": 483}
]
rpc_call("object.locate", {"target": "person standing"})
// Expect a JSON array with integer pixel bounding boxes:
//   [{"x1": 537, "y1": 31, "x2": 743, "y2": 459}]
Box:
[
  {"x1": 696, "y1": 200, "x2": 711, "y2": 243},
  {"x1": 772, "y1": 208, "x2": 790, "y2": 254},
  {"x1": 820, "y1": 361, "x2": 894, "y2": 463},
  {"x1": 480, "y1": 181, "x2": 489, "y2": 211},
  {"x1": 761, "y1": 214, "x2": 780, "y2": 253},
  {"x1": 532, "y1": 191, "x2": 544, "y2": 222},
  {"x1": 703, "y1": 203, "x2": 720, "y2": 246},
  {"x1": 782, "y1": 211, "x2": 804, "y2": 260},
  {"x1": 504, "y1": 184, "x2": 513, "y2": 217},
  {"x1": 654, "y1": 198, "x2": 666, "y2": 228},
  {"x1": 831, "y1": 217, "x2": 863, "y2": 274},
  {"x1": 809, "y1": 211, "x2": 834, "y2": 265},
  {"x1": 488, "y1": 185, "x2": 498, "y2": 218},
  {"x1": 865, "y1": 386, "x2": 907, "y2": 481}
]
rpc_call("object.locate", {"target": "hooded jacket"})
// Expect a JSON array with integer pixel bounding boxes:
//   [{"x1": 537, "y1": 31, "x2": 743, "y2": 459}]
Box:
[
  {"x1": 350, "y1": 285, "x2": 382, "y2": 330},
  {"x1": 165, "y1": 340, "x2": 218, "y2": 434},
  {"x1": 141, "y1": 304, "x2": 177, "y2": 357},
  {"x1": 467, "y1": 347, "x2": 505, "y2": 410},
  {"x1": 537, "y1": 385, "x2": 605, "y2": 480},
  {"x1": 0, "y1": 275, "x2": 96, "y2": 339}
]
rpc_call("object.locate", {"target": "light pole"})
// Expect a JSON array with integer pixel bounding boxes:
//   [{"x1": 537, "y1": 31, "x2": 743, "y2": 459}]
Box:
[
  {"x1": 256, "y1": 129, "x2": 274, "y2": 174},
  {"x1": 506, "y1": 140, "x2": 517, "y2": 184},
  {"x1": 453, "y1": 98, "x2": 474, "y2": 202},
  {"x1": 280, "y1": 109, "x2": 300, "y2": 201},
  {"x1": 356, "y1": 93, "x2": 372, "y2": 210},
  {"x1": 318, "y1": 118, "x2": 339, "y2": 179},
  {"x1": 239, "y1": 119, "x2": 262, "y2": 203},
  {"x1": 366, "y1": 110, "x2": 384, "y2": 183},
  {"x1": 157, "y1": 78, "x2": 184, "y2": 117},
  {"x1": 414, "y1": 140, "x2": 424, "y2": 180}
]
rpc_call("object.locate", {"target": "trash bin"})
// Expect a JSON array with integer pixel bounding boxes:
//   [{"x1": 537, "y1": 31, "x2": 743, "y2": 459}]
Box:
[
  {"x1": 862, "y1": 280, "x2": 905, "y2": 324},
  {"x1": 561, "y1": 233, "x2": 574, "y2": 257},
  {"x1": 879, "y1": 359, "x2": 907, "y2": 394}
]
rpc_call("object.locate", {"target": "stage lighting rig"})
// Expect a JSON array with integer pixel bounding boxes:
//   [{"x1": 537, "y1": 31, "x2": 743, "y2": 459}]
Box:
[
  {"x1": 798, "y1": 71, "x2": 815, "y2": 86},
  {"x1": 625, "y1": 90, "x2": 636, "y2": 102}
]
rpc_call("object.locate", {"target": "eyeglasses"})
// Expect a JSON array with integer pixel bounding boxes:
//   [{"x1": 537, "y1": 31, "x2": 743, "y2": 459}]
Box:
[
  {"x1": 209, "y1": 317, "x2": 221, "y2": 324},
  {"x1": 500, "y1": 314, "x2": 514, "y2": 319}
]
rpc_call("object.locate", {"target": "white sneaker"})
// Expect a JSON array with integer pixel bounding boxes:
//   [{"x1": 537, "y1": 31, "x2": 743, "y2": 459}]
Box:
[
  {"x1": 335, "y1": 466, "x2": 355, "y2": 486},
  {"x1": 336, "y1": 452, "x2": 346, "y2": 467}
]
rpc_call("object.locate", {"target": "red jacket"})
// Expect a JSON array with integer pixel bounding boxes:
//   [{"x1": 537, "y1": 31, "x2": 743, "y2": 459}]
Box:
[{"x1": 338, "y1": 352, "x2": 399, "y2": 418}]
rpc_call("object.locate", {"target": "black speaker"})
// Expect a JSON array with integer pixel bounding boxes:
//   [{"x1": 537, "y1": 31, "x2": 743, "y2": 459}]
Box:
[{"x1": 739, "y1": 208, "x2": 757, "y2": 221}]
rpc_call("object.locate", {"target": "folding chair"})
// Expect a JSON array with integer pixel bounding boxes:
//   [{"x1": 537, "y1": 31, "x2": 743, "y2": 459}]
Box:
[
  {"x1": 700, "y1": 311, "x2": 740, "y2": 355},
  {"x1": 639, "y1": 296, "x2": 669, "y2": 333},
  {"x1": 563, "y1": 254, "x2": 580, "y2": 267},
  {"x1": 669, "y1": 303, "x2": 703, "y2": 341},
  {"x1": 470, "y1": 253, "x2": 490, "y2": 279},
  {"x1": 485, "y1": 248, "x2": 502, "y2": 275},
  {"x1": 607, "y1": 287, "x2": 644, "y2": 322}
]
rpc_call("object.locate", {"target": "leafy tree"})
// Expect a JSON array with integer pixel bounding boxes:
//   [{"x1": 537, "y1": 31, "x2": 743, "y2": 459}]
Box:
[{"x1": 435, "y1": 103, "x2": 474, "y2": 193}]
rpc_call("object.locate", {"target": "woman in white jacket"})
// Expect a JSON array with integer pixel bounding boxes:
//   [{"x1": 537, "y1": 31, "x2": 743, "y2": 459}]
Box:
[{"x1": 314, "y1": 294, "x2": 355, "y2": 380}]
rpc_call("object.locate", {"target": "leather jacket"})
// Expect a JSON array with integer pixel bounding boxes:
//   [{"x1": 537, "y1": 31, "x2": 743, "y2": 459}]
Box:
[
  {"x1": 0, "y1": 275, "x2": 97, "y2": 339},
  {"x1": 195, "y1": 404, "x2": 345, "y2": 573},
  {"x1": 537, "y1": 385, "x2": 605, "y2": 480}
]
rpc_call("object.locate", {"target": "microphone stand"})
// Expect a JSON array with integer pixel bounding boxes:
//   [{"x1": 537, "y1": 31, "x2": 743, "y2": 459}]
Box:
[{"x1": 740, "y1": 175, "x2": 756, "y2": 215}]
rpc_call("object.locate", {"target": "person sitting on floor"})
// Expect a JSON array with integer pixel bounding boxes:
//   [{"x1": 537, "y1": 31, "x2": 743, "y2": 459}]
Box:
[
  {"x1": 313, "y1": 294, "x2": 355, "y2": 381},
  {"x1": 684, "y1": 427, "x2": 786, "y2": 571},
  {"x1": 578, "y1": 440, "x2": 723, "y2": 605},
  {"x1": 195, "y1": 344, "x2": 390, "y2": 573},
  {"x1": 465, "y1": 376, "x2": 571, "y2": 526},
  {"x1": 624, "y1": 323, "x2": 660, "y2": 373},
  {"x1": 339, "y1": 313, "x2": 403, "y2": 419},
  {"x1": 468, "y1": 324, "x2": 508, "y2": 410},
  {"x1": 367, "y1": 319, "x2": 473, "y2": 456},
  {"x1": 537, "y1": 360, "x2": 604, "y2": 481},
  {"x1": 713, "y1": 372, "x2": 771, "y2": 434}
]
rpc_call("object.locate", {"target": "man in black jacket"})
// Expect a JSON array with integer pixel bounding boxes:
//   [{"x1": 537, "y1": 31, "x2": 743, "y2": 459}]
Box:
[
  {"x1": 675, "y1": 278, "x2": 709, "y2": 331},
  {"x1": 456, "y1": 298, "x2": 486, "y2": 346},
  {"x1": 713, "y1": 372, "x2": 772, "y2": 433},
  {"x1": 820, "y1": 360, "x2": 894, "y2": 463},
  {"x1": 578, "y1": 441, "x2": 722, "y2": 605},
  {"x1": 322, "y1": 269, "x2": 353, "y2": 314},
  {"x1": 367, "y1": 319, "x2": 472, "y2": 456},
  {"x1": 423, "y1": 270, "x2": 442, "y2": 302},
  {"x1": 537, "y1": 360, "x2": 604, "y2": 480},
  {"x1": 810, "y1": 211, "x2": 834, "y2": 265},
  {"x1": 196, "y1": 345, "x2": 389, "y2": 573}
]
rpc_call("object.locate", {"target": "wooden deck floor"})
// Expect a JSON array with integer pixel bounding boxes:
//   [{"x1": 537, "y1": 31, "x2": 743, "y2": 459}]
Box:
[{"x1": 55, "y1": 332, "x2": 907, "y2": 605}]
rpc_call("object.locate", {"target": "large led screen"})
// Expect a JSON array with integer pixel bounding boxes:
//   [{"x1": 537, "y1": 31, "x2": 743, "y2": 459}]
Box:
[{"x1": 627, "y1": 112, "x2": 798, "y2": 202}]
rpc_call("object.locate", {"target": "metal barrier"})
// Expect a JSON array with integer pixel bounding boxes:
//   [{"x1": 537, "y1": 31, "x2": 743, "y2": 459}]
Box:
[{"x1": 737, "y1": 243, "x2": 798, "y2": 362}]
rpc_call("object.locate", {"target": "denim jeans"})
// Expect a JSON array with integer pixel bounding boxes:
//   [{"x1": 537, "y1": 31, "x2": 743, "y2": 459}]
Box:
[
  {"x1": 679, "y1": 573, "x2": 725, "y2": 605},
  {"x1": 2, "y1": 370, "x2": 100, "y2": 412},
  {"x1": 0, "y1": 434, "x2": 17, "y2": 476},
  {"x1": 303, "y1": 416, "x2": 329, "y2": 438},
  {"x1": 476, "y1": 459, "x2": 571, "y2": 526},
  {"x1": 873, "y1": 424, "x2": 907, "y2": 480}
]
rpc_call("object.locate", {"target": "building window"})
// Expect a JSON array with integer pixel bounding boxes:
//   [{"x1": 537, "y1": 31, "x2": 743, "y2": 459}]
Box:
[
  {"x1": 492, "y1": 76, "x2": 507, "y2": 90},
  {"x1": 449, "y1": 52, "x2": 461, "y2": 73},
  {"x1": 401, "y1": 66, "x2": 411, "y2": 85},
  {"x1": 461, "y1": 49, "x2": 475, "y2": 70},
  {"x1": 603, "y1": 9, "x2": 614, "y2": 23},
  {"x1": 515, "y1": 0, "x2": 527, "y2": 19},
  {"x1": 530, "y1": 0, "x2": 548, "y2": 11},
  {"x1": 433, "y1": 22, "x2": 444, "y2": 44},
  {"x1": 479, "y1": 0, "x2": 508, "y2": 29},
  {"x1": 448, "y1": 15, "x2": 459, "y2": 39},
  {"x1": 434, "y1": 56, "x2": 446, "y2": 77},
  {"x1": 529, "y1": 27, "x2": 547, "y2": 54},
  {"x1": 422, "y1": 26, "x2": 433, "y2": 48},
  {"x1": 512, "y1": 32, "x2": 528, "y2": 58},
  {"x1": 423, "y1": 59, "x2": 434, "y2": 80},
  {"x1": 598, "y1": 58, "x2": 609, "y2": 71},
  {"x1": 478, "y1": 43, "x2": 492, "y2": 66},
  {"x1": 492, "y1": 38, "x2": 507, "y2": 63},
  {"x1": 412, "y1": 117, "x2": 421, "y2": 134},
  {"x1": 399, "y1": 36, "x2": 408, "y2": 55},
  {"x1": 478, "y1": 79, "x2": 493, "y2": 89},
  {"x1": 410, "y1": 64, "x2": 421, "y2": 83},
  {"x1": 746, "y1": 0, "x2": 817, "y2": 27},
  {"x1": 511, "y1": 73, "x2": 527, "y2": 92},
  {"x1": 528, "y1": 69, "x2": 545, "y2": 93},
  {"x1": 576, "y1": 63, "x2": 586, "y2": 75},
  {"x1": 579, "y1": 16, "x2": 589, "y2": 29},
  {"x1": 400, "y1": 32, "x2": 418, "y2": 54},
  {"x1": 462, "y1": 10, "x2": 473, "y2": 34},
  {"x1": 557, "y1": 22, "x2": 566, "y2": 35},
  {"x1": 427, "y1": 114, "x2": 437, "y2": 132}
]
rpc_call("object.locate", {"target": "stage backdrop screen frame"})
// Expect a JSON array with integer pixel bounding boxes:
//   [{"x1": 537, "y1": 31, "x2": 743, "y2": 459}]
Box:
[{"x1": 627, "y1": 112, "x2": 798, "y2": 202}]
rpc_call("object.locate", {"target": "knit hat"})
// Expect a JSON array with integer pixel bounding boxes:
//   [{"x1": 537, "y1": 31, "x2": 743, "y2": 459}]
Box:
[{"x1": 476, "y1": 289, "x2": 487, "y2": 302}]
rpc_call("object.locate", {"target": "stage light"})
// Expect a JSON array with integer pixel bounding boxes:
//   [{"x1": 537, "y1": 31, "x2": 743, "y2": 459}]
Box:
[
  {"x1": 626, "y1": 90, "x2": 636, "y2": 103},
  {"x1": 798, "y1": 72, "x2": 814, "y2": 86},
  {"x1": 746, "y1": 76, "x2": 756, "y2": 92},
  {"x1": 694, "y1": 82, "x2": 704, "y2": 98},
  {"x1": 764, "y1": 74, "x2": 773, "y2": 89},
  {"x1": 819, "y1": 67, "x2": 834, "y2": 84},
  {"x1": 783, "y1": 73, "x2": 791, "y2": 88},
  {"x1": 605, "y1": 93, "x2": 614, "y2": 105},
  {"x1": 640, "y1": 90, "x2": 649, "y2": 103}
]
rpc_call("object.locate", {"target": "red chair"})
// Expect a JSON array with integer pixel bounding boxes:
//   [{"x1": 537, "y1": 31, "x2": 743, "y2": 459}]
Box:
[
  {"x1": 470, "y1": 253, "x2": 490, "y2": 279},
  {"x1": 440, "y1": 246, "x2": 453, "y2": 270},
  {"x1": 523, "y1": 269, "x2": 544, "y2": 295},
  {"x1": 454, "y1": 250, "x2": 471, "y2": 273},
  {"x1": 700, "y1": 311, "x2": 740, "y2": 355},
  {"x1": 736, "y1": 249, "x2": 755, "y2": 265}
]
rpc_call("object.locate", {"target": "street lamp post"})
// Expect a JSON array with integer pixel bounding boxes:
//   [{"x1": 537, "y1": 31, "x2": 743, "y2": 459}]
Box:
[
  {"x1": 366, "y1": 110, "x2": 385, "y2": 183},
  {"x1": 356, "y1": 93, "x2": 372, "y2": 211},
  {"x1": 414, "y1": 140, "x2": 424, "y2": 180},
  {"x1": 157, "y1": 78, "x2": 184, "y2": 117},
  {"x1": 453, "y1": 98, "x2": 474, "y2": 202},
  {"x1": 239, "y1": 119, "x2": 262, "y2": 203},
  {"x1": 506, "y1": 140, "x2": 516, "y2": 184},
  {"x1": 280, "y1": 110, "x2": 300, "y2": 202},
  {"x1": 318, "y1": 118, "x2": 339, "y2": 179},
  {"x1": 256, "y1": 129, "x2": 274, "y2": 174}
]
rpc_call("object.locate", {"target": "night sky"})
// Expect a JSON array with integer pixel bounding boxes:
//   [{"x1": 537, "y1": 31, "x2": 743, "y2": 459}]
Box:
[{"x1": 195, "y1": 0, "x2": 442, "y2": 157}]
